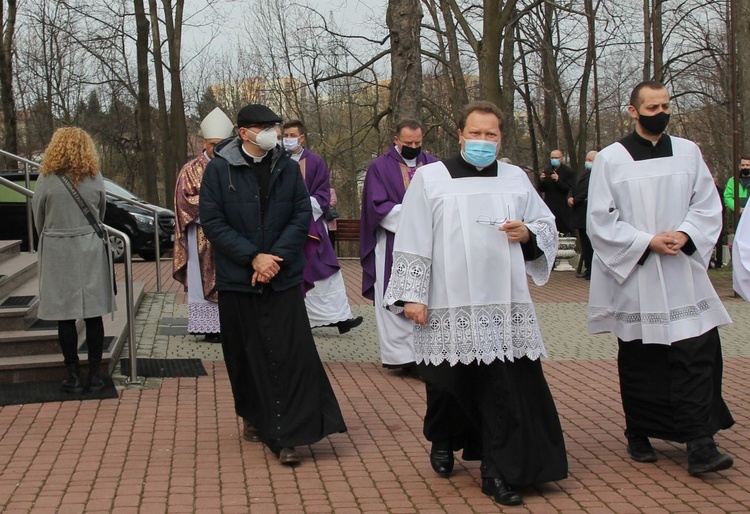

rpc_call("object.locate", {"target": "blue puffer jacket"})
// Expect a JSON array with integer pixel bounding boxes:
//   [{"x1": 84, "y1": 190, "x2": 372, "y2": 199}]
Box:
[{"x1": 199, "y1": 137, "x2": 311, "y2": 293}]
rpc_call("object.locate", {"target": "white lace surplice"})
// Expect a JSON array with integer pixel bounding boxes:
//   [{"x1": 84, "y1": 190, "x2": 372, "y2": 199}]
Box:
[
  {"x1": 586, "y1": 136, "x2": 731, "y2": 344},
  {"x1": 383, "y1": 162, "x2": 558, "y2": 366}
]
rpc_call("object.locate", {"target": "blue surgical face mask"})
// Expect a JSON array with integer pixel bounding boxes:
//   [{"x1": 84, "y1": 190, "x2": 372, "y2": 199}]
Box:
[
  {"x1": 584, "y1": 161, "x2": 593, "y2": 171},
  {"x1": 550, "y1": 158, "x2": 561, "y2": 167},
  {"x1": 462, "y1": 138, "x2": 499, "y2": 168}
]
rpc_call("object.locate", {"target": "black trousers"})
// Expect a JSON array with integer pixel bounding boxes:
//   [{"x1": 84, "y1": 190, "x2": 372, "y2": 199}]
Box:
[
  {"x1": 578, "y1": 228, "x2": 593, "y2": 272},
  {"x1": 618, "y1": 327, "x2": 734, "y2": 443}
]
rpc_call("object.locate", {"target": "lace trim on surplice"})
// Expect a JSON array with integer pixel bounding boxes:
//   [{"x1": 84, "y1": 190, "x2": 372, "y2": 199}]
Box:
[
  {"x1": 525, "y1": 220, "x2": 558, "y2": 285},
  {"x1": 188, "y1": 302, "x2": 221, "y2": 334},
  {"x1": 414, "y1": 303, "x2": 547, "y2": 366},
  {"x1": 588, "y1": 296, "x2": 724, "y2": 325},
  {"x1": 384, "y1": 251, "x2": 431, "y2": 309}
]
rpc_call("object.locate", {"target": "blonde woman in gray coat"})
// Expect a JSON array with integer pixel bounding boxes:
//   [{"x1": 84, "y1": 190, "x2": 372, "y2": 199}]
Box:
[{"x1": 32, "y1": 127, "x2": 116, "y2": 393}]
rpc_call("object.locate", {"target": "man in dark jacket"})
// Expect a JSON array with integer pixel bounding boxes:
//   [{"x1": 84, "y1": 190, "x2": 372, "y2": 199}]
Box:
[
  {"x1": 568, "y1": 150, "x2": 597, "y2": 278},
  {"x1": 538, "y1": 149, "x2": 575, "y2": 235},
  {"x1": 199, "y1": 104, "x2": 347, "y2": 466}
]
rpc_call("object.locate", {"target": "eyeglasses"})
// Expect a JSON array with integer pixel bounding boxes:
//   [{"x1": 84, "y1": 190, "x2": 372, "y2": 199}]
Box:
[{"x1": 476, "y1": 207, "x2": 511, "y2": 226}]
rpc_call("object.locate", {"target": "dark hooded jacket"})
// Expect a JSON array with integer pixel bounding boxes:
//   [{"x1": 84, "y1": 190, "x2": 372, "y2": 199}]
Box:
[{"x1": 199, "y1": 137, "x2": 311, "y2": 293}]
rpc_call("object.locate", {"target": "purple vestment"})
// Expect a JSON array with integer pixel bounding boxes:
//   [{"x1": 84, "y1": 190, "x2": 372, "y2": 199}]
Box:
[
  {"x1": 299, "y1": 148, "x2": 340, "y2": 287},
  {"x1": 359, "y1": 146, "x2": 438, "y2": 300}
]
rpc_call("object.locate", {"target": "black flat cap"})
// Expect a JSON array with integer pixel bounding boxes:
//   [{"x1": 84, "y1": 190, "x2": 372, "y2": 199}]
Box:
[{"x1": 236, "y1": 104, "x2": 282, "y2": 127}]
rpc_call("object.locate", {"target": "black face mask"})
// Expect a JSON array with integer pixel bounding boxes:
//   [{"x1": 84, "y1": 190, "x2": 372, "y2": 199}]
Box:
[
  {"x1": 400, "y1": 145, "x2": 422, "y2": 160},
  {"x1": 638, "y1": 111, "x2": 670, "y2": 136},
  {"x1": 741, "y1": 168, "x2": 750, "y2": 177}
]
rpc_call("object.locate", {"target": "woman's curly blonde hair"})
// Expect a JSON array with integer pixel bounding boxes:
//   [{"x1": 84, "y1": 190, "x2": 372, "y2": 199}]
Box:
[{"x1": 40, "y1": 127, "x2": 100, "y2": 185}]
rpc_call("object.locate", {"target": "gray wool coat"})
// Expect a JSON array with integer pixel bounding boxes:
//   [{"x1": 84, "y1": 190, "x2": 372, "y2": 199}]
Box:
[{"x1": 32, "y1": 172, "x2": 116, "y2": 320}]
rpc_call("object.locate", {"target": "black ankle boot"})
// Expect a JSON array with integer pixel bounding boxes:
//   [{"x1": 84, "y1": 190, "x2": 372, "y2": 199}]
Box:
[
  {"x1": 61, "y1": 363, "x2": 84, "y2": 394},
  {"x1": 88, "y1": 360, "x2": 105, "y2": 392}
]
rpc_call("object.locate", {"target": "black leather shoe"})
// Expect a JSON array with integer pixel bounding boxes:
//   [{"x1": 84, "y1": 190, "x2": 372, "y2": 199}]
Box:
[
  {"x1": 278, "y1": 447, "x2": 300, "y2": 465},
  {"x1": 627, "y1": 434, "x2": 657, "y2": 463},
  {"x1": 337, "y1": 316, "x2": 364, "y2": 334},
  {"x1": 429, "y1": 443, "x2": 454, "y2": 476},
  {"x1": 242, "y1": 420, "x2": 261, "y2": 443},
  {"x1": 481, "y1": 478, "x2": 523, "y2": 506}
]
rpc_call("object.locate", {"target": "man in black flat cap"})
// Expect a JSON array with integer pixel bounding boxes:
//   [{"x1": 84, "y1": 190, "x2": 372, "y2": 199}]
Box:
[{"x1": 199, "y1": 104, "x2": 347, "y2": 465}]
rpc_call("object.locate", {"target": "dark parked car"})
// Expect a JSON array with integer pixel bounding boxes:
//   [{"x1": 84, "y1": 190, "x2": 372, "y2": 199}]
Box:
[{"x1": 0, "y1": 170, "x2": 175, "y2": 261}]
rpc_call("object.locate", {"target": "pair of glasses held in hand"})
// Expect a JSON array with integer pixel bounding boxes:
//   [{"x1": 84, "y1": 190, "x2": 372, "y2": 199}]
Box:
[{"x1": 476, "y1": 206, "x2": 512, "y2": 226}]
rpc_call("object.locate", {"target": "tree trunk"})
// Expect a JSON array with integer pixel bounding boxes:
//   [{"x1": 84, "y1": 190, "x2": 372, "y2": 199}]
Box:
[
  {"x1": 386, "y1": 0, "x2": 423, "y2": 126},
  {"x1": 164, "y1": 0, "x2": 186, "y2": 209},
  {"x1": 134, "y1": 0, "x2": 159, "y2": 204},
  {"x1": 643, "y1": 0, "x2": 651, "y2": 81},
  {"x1": 737, "y1": 0, "x2": 750, "y2": 155},
  {"x1": 0, "y1": 0, "x2": 18, "y2": 161},
  {"x1": 540, "y1": 1, "x2": 558, "y2": 153},
  {"x1": 652, "y1": 0, "x2": 664, "y2": 81},
  {"x1": 500, "y1": 13, "x2": 517, "y2": 161},
  {"x1": 148, "y1": 0, "x2": 172, "y2": 207}
]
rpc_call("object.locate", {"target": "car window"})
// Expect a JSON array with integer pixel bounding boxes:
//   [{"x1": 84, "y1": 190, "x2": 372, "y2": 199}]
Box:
[{"x1": 104, "y1": 178, "x2": 140, "y2": 200}]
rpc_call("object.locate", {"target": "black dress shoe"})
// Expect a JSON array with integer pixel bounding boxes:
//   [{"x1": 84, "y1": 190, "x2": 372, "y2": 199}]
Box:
[
  {"x1": 481, "y1": 477, "x2": 523, "y2": 506},
  {"x1": 627, "y1": 434, "x2": 657, "y2": 463},
  {"x1": 429, "y1": 443, "x2": 454, "y2": 476},
  {"x1": 278, "y1": 447, "x2": 300, "y2": 465},
  {"x1": 337, "y1": 316, "x2": 364, "y2": 334}
]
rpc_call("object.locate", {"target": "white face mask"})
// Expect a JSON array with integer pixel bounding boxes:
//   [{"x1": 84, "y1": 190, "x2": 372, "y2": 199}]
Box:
[
  {"x1": 251, "y1": 127, "x2": 278, "y2": 151},
  {"x1": 283, "y1": 137, "x2": 300, "y2": 152}
]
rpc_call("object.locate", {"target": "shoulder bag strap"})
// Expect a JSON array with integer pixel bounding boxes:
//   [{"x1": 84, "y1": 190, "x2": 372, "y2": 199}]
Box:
[{"x1": 57, "y1": 174, "x2": 108, "y2": 243}]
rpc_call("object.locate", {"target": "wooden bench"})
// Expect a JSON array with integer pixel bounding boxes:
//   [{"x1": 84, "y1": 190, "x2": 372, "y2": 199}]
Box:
[{"x1": 334, "y1": 218, "x2": 360, "y2": 258}]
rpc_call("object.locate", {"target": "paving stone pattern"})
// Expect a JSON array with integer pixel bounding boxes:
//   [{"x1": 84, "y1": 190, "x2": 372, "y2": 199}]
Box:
[{"x1": 1, "y1": 260, "x2": 749, "y2": 513}]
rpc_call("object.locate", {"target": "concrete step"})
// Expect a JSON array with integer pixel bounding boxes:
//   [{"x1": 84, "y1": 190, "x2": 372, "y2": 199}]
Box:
[
  {"x1": 0, "y1": 240, "x2": 21, "y2": 264},
  {"x1": 0, "y1": 281, "x2": 146, "y2": 383},
  {"x1": 0, "y1": 276, "x2": 40, "y2": 331},
  {"x1": 0, "y1": 252, "x2": 37, "y2": 301}
]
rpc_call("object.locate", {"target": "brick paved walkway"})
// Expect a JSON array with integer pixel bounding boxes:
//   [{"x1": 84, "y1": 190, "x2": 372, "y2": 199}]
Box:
[{"x1": 1, "y1": 260, "x2": 749, "y2": 513}]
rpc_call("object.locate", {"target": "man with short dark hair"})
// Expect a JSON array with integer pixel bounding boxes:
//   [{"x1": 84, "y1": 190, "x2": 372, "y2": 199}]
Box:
[
  {"x1": 282, "y1": 120, "x2": 363, "y2": 333},
  {"x1": 587, "y1": 81, "x2": 734, "y2": 476},
  {"x1": 200, "y1": 104, "x2": 347, "y2": 466},
  {"x1": 360, "y1": 119, "x2": 438, "y2": 372},
  {"x1": 385, "y1": 101, "x2": 567, "y2": 506},
  {"x1": 539, "y1": 149, "x2": 575, "y2": 235}
]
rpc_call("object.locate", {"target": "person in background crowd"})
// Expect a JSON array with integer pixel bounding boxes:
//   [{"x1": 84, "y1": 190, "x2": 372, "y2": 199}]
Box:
[
  {"x1": 568, "y1": 150, "x2": 597, "y2": 279},
  {"x1": 282, "y1": 120, "x2": 363, "y2": 334},
  {"x1": 723, "y1": 156, "x2": 750, "y2": 216},
  {"x1": 173, "y1": 107, "x2": 234, "y2": 341},
  {"x1": 711, "y1": 174, "x2": 726, "y2": 269},
  {"x1": 360, "y1": 119, "x2": 438, "y2": 374},
  {"x1": 385, "y1": 102, "x2": 567, "y2": 506},
  {"x1": 199, "y1": 104, "x2": 347, "y2": 465},
  {"x1": 328, "y1": 187, "x2": 338, "y2": 248},
  {"x1": 587, "y1": 81, "x2": 734, "y2": 476},
  {"x1": 33, "y1": 127, "x2": 117, "y2": 393},
  {"x1": 538, "y1": 149, "x2": 575, "y2": 235}
]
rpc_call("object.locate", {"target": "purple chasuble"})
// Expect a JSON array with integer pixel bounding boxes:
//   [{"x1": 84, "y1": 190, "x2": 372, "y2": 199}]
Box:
[
  {"x1": 359, "y1": 146, "x2": 438, "y2": 300},
  {"x1": 299, "y1": 148, "x2": 340, "y2": 288}
]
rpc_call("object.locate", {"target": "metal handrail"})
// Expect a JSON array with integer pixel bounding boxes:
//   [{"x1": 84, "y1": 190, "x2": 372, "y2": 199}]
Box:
[
  {"x1": 0, "y1": 150, "x2": 41, "y2": 253},
  {"x1": 0, "y1": 175, "x2": 142, "y2": 385},
  {"x1": 105, "y1": 191, "x2": 163, "y2": 293}
]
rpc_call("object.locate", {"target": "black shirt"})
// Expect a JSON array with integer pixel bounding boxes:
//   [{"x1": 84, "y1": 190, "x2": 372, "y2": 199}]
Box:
[{"x1": 241, "y1": 148, "x2": 273, "y2": 218}]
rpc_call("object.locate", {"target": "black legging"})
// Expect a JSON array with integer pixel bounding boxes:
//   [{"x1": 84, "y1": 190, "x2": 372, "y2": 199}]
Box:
[{"x1": 58, "y1": 317, "x2": 104, "y2": 366}]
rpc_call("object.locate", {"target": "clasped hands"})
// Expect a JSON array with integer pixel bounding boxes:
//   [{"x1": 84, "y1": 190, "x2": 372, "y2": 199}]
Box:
[
  {"x1": 648, "y1": 231, "x2": 689, "y2": 255},
  {"x1": 251, "y1": 253, "x2": 283, "y2": 286}
]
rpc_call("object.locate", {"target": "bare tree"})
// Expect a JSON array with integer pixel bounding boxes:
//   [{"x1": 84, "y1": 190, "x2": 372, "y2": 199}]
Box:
[
  {"x1": 0, "y1": 0, "x2": 17, "y2": 160},
  {"x1": 386, "y1": 0, "x2": 423, "y2": 125}
]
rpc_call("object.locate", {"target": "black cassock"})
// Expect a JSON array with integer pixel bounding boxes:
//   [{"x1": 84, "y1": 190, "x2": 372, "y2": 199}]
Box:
[
  {"x1": 218, "y1": 287, "x2": 347, "y2": 454},
  {"x1": 417, "y1": 156, "x2": 568, "y2": 487}
]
